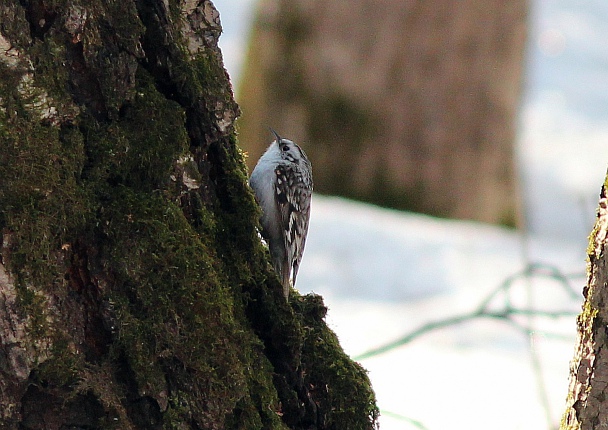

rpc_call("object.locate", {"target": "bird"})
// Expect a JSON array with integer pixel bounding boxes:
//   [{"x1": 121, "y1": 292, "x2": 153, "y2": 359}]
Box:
[{"x1": 249, "y1": 129, "x2": 313, "y2": 299}]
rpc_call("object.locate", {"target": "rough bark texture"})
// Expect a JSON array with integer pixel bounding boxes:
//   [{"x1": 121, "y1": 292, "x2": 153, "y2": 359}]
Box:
[
  {"x1": 561, "y1": 176, "x2": 608, "y2": 430},
  {"x1": 0, "y1": 1, "x2": 378, "y2": 429},
  {"x1": 238, "y1": 0, "x2": 527, "y2": 225}
]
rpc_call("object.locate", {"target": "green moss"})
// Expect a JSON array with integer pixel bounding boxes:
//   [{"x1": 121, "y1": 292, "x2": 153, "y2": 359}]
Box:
[
  {"x1": 28, "y1": 39, "x2": 73, "y2": 110},
  {"x1": 0, "y1": 1, "x2": 379, "y2": 427},
  {"x1": 35, "y1": 337, "x2": 85, "y2": 387},
  {"x1": 0, "y1": 31, "x2": 93, "y2": 405},
  {"x1": 0, "y1": 101, "x2": 91, "y2": 289},
  {"x1": 586, "y1": 172, "x2": 608, "y2": 259},
  {"x1": 0, "y1": 6, "x2": 281, "y2": 425},
  {"x1": 16, "y1": 285, "x2": 51, "y2": 341},
  {"x1": 294, "y1": 295, "x2": 379, "y2": 429},
  {"x1": 82, "y1": 70, "x2": 188, "y2": 192},
  {"x1": 203, "y1": 139, "x2": 294, "y2": 429},
  {"x1": 97, "y1": 185, "x2": 286, "y2": 428}
]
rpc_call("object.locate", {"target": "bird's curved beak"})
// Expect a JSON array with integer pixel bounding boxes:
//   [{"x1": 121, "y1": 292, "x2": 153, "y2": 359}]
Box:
[{"x1": 269, "y1": 127, "x2": 282, "y2": 143}]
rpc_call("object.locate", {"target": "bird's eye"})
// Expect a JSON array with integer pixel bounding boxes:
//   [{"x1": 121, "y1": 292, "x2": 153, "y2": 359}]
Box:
[{"x1": 282, "y1": 145, "x2": 289, "y2": 152}]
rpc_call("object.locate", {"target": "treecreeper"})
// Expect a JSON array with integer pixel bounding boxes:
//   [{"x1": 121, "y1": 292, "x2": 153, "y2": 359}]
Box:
[{"x1": 249, "y1": 130, "x2": 313, "y2": 299}]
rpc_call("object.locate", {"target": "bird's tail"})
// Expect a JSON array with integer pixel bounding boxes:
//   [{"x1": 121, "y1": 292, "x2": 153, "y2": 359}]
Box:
[
  {"x1": 279, "y1": 260, "x2": 291, "y2": 300},
  {"x1": 270, "y1": 247, "x2": 291, "y2": 300}
]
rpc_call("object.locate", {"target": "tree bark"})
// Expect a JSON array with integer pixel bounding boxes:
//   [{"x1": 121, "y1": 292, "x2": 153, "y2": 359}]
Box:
[
  {"x1": 238, "y1": 0, "x2": 527, "y2": 226},
  {"x1": 0, "y1": 1, "x2": 378, "y2": 428},
  {"x1": 561, "y1": 177, "x2": 608, "y2": 429}
]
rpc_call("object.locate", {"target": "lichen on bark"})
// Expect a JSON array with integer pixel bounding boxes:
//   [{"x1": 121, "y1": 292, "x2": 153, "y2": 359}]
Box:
[
  {"x1": 561, "y1": 173, "x2": 608, "y2": 430},
  {"x1": 0, "y1": 1, "x2": 378, "y2": 429}
]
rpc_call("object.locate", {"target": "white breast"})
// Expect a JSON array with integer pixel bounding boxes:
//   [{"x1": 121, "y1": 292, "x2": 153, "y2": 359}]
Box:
[{"x1": 249, "y1": 147, "x2": 282, "y2": 240}]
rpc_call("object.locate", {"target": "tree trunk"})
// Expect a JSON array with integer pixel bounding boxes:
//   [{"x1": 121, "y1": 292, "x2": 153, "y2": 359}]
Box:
[
  {"x1": 238, "y1": 0, "x2": 527, "y2": 226},
  {"x1": 561, "y1": 176, "x2": 608, "y2": 429},
  {"x1": 0, "y1": 1, "x2": 378, "y2": 428}
]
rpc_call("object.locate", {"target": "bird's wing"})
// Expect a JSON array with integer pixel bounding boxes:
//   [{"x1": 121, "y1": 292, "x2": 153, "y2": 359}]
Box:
[{"x1": 274, "y1": 164, "x2": 312, "y2": 286}]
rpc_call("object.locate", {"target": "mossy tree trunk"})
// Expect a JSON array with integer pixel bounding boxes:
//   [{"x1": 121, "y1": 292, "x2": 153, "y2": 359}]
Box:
[
  {"x1": 239, "y1": 0, "x2": 527, "y2": 226},
  {"x1": 0, "y1": 1, "x2": 378, "y2": 429},
  {"x1": 561, "y1": 175, "x2": 608, "y2": 430}
]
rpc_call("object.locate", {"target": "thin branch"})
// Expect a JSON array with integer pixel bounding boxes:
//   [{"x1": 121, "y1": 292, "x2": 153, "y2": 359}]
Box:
[
  {"x1": 353, "y1": 307, "x2": 576, "y2": 361},
  {"x1": 353, "y1": 262, "x2": 581, "y2": 361},
  {"x1": 379, "y1": 409, "x2": 430, "y2": 430}
]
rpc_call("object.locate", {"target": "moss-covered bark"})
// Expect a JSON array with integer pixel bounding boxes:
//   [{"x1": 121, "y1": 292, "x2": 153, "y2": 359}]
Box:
[
  {"x1": 0, "y1": 1, "x2": 378, "y2": 428},
  {"x1": 561, "y1": 173, "x2": 608, "y2": 430}
]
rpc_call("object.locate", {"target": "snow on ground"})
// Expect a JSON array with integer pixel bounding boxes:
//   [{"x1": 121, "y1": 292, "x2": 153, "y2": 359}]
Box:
[
  {"x1": 214, "y1": 0, "x2": 608, "y2": 428},
  {"x1": 298, "y1": 196, "x2": 583, "y2": 430}
]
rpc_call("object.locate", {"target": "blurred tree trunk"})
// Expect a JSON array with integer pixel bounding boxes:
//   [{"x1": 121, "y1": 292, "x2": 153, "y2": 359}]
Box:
[
  {"x1": 561, "y1": 178, "x2": 608, "y2": 429},
  {"x1": 239, "y1": 0, "x2": 528, "y2": 226},
  {"x1": 0, "y1": 1, "x2": 378, "y2": 429}
]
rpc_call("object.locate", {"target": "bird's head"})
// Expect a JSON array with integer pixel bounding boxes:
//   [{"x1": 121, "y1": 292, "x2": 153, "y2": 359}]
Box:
[{"x1": 269, "y1": 128, "x2": 308, "y2": 165}]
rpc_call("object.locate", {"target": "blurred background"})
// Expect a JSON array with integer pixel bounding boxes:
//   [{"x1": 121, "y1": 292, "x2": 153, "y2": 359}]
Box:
[{"x1": 215, "y1": 0, "x2": 608, "y2": 428}]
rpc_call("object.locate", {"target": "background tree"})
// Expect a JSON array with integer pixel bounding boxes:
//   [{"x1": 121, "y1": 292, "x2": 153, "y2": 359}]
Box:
[
  {"x1": 561, "y1": 175, "x2": 608, "y2": 430},
  {"x1": 238, "y1": 0, "x2": 528, "y2": 225},
  {"x1": 0, "y1": 0, "x2": 378, "y2": 428}
]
